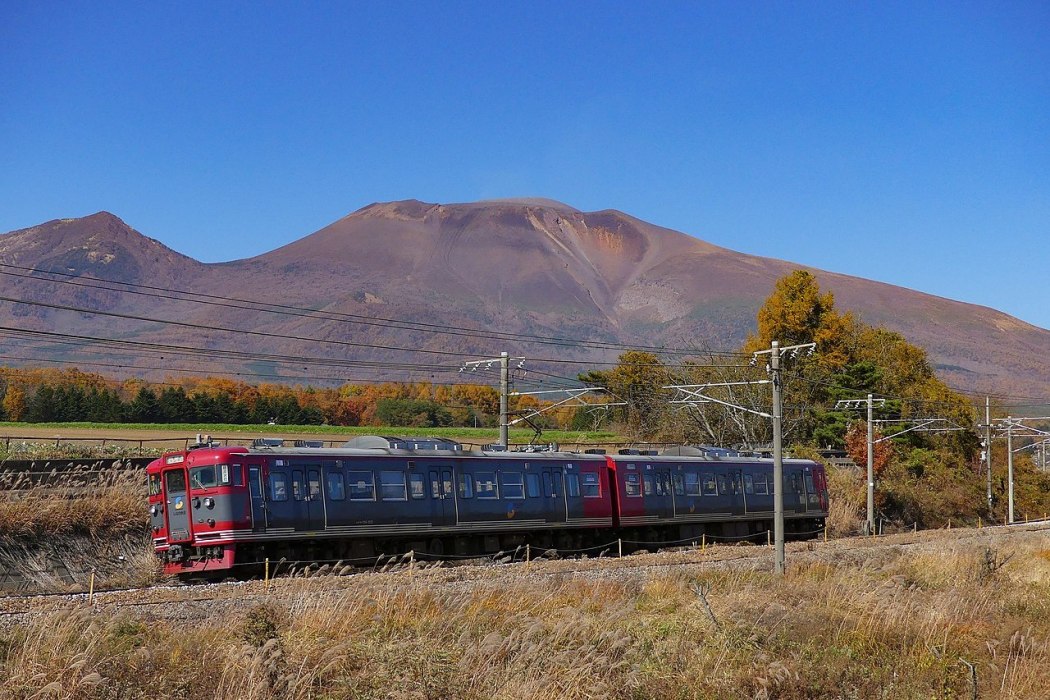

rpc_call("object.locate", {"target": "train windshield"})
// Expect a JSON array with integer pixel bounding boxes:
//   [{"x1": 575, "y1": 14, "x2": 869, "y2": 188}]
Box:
[
  {"x1": 190, "y1": 465, "x2": 218, "y2": 489},
  {"x1": 190, "y1": 464, "x2": 233, "y2": 489}
]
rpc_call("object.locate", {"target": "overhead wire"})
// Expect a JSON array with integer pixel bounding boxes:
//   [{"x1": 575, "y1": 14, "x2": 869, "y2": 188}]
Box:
[{"x1": 0, "y1": 262, "x2": 748, "y2": 359}]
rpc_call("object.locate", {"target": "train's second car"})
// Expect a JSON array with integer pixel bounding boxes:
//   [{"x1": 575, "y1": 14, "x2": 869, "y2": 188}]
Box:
[{"x1": 605, "y1": 448, "x2": 828, "y2": 544}]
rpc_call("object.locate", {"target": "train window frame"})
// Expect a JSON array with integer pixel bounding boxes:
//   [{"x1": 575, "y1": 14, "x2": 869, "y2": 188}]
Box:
[
  {"x1": 684, "y1": 472, "x2": 701, "y2": 496},
  {"x1": 582, "y1": 471, "x2": 601, "y2": 498},
  {"x1": 702, "y1": 472, "x2": 717, "y2": 496},
  {"x1": 410, "y1": 473, "x2": 427, "y2": 499},
  {"x1": 475, "y1": 472, "x2": 499, "y2": 499},
  {"x1": 327, "y1": 471, "x2": 346, "y2": 501},
  {"x1": 501, "y1": 472, "x2": 525, "y2": 500},
  {"x1": 379, "y1": 470, "x2": 408, "y2": 501},
  {"x1": 190, "y1": 465, "x2": 218, "y2": 489},
  {"x1": 347, "y1": 471, "x2": 376, "y2": 501},
  {"x1": 269, "y1": 473, "x2": 289, "y2": 502},
  {"x1": 625, "y1": 472, "x2": 641, "y2": 497},
  {"x1": 458, "y1": 473, "x2": 474, "y2": 498},
  {"x1": 525, "y1": 473, "x2": 540, "y2": 498},
  {"x1": 565, "y1": 473, "x2": 580, "y2": 498}
]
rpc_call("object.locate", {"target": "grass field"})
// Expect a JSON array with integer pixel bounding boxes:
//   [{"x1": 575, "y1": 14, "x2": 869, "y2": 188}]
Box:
[{"x1": 2, "y1": 526, "x2": 1049, "y2": 699}]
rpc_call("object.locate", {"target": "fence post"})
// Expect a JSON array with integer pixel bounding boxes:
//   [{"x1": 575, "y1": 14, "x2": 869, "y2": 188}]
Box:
[
  {"x1": 701, "y1": 533, "x2": 706, "y2": 552},
  {"x1": 525, "y1": 543, "x2": 530, "y2": 570},
  {"x1": 618, "y1": 538, "x2": 622, "y2": 558},
  {"x1": 88, "y1": 568, "x2": 96, "y2": 607},
  {"x1": 265, "y1": 558, "x2": 270, "y2": 590}
]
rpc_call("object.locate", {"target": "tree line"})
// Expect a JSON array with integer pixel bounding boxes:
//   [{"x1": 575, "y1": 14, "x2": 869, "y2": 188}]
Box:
[{"x1": 0, "y1": 368, "x2": 534, "y2": 428}]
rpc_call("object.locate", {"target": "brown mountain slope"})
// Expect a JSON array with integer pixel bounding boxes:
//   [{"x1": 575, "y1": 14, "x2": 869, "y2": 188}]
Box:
[{"x1": 0, "y1": 203, "x2": 1045, "y2": 401}]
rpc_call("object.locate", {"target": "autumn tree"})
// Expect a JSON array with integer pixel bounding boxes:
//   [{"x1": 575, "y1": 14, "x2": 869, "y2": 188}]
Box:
[
  {"x1": 746, "y1": 269, "x2": 853, "y2": 370},
  {"x1": 581, "y1": 351, "x2": 670, "y2": 439}
]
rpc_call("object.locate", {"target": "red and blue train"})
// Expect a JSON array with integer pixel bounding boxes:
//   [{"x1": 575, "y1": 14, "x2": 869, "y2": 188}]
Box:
[{"x1": 147, "y1": 436, "x2": 829, "y2": 576}]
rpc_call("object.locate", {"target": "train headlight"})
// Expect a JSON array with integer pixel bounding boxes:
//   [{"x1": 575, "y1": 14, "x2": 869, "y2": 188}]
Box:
[
  {"x1": 149, "y1": 505, "x2": 158, "y2": 516},
  {"x1": 203, "y1": 497, "x2": 215, "y2": 509}
]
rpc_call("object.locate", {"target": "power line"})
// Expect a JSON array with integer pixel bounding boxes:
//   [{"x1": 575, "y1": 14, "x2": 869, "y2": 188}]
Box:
[{"x1": 0, "y1": 262, "x2": 747, "y2": 359}]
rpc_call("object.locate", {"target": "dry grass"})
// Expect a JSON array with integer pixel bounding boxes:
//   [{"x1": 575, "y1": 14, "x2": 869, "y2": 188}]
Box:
[
  {"x1": 0, "y1": 466, "x2": 145, "y2": 539},
  {"x1": 2, "y1": 528, "x2": 1049, "y2": 699}
]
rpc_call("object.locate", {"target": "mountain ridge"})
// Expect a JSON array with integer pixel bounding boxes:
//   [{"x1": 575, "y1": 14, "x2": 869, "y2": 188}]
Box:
[{"x1": 0, "y1": 201, "x2": 1045, "y2": 401}]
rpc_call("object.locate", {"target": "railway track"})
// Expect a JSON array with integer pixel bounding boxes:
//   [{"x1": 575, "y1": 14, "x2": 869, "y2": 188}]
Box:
[{"x1": 3, "y1": 522, "x2": 1047, "y2": 626}]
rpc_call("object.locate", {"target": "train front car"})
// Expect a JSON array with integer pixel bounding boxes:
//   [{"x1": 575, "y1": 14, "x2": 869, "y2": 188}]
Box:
[
  {"x1": 606, "y1": 448, "x2": 828, "y2": 546},
  {"x1": 153, "y1": 442, "x2": 252, "y2": 576}
]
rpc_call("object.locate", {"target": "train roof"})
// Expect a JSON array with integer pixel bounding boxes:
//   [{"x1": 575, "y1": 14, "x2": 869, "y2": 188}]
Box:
[{"x1": 161, "y1": 435, "x2": 820, "y2": 465}]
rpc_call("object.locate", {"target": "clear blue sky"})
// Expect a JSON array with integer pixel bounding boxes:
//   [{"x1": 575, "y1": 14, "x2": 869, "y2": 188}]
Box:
[{"x1": 3, "y1": 2, "x2": 1048, "y2": 329}]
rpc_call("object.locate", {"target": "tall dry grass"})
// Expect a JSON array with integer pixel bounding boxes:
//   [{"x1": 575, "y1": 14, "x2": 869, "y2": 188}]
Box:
[
  {"x1": 0, "y1": 465, "x2": 145, "y2": 539},
  {"x1": 2, "y1": 530, "x2": 1049, "y2": 699}
]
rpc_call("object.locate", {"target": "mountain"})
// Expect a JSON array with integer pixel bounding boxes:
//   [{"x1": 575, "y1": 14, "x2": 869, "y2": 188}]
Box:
[{"x1": 0, "y1": 202, "x2": 1046, "y2": 401}]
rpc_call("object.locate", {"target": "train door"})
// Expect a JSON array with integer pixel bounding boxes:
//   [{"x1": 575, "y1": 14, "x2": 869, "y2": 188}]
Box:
[
  {"x1": 729, "y1": 469, "x2": 746, "y2": 516},
  {"x1": 162, "y1": 466, "x2": 192, "y2": 543},
  {"x1": 803, "y1": 466, "x2": 821, "y2": 512},
  {"x1": 247, "y1": 460, "x2": 268, "y2": 531},
  {"x1": 428, "y1": 467, "x2": 455, "y2": 527},
  {"x1": 645, "y1": 466, "x2": 674, "y2": 521},
  {"x1": 786, "y1": 469, "x2": 807, "y2": 514},
  {"x1": 265, "y1": 465, "x2": 297, "y2": 529},
  {"x1": 543, "y1": 466, "x2": 566, "y2": 523},
  {"x1": 305, "y1": 468, "x2": 324, "y2": 530}
]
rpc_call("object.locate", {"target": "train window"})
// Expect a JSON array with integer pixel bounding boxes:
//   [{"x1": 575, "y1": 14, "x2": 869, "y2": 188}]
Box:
[
  {"x1": 308, "y1": 471, "x2": 321, "y2": 500},
  {"x1": 684, "y1": 472, "x2": 701, "y2": 496},
  {"x1": 459, "y1": 473, "x2": 474, "y2": 498},
  {"x1": 656, "y1": 474, "x2": 670, "y2": 496},
  {"x1": 525, "y1": 473, "x2": 540, "y2": 498},
  {"x1": 442, "y1": 471, "x2": 453, "y2": 497},
  {"x1": 702, "y1": 473, "x2": 717, "y2": 496},
  {"x1": 380, "y1": 471, "x2": 407, "y2": 501},
  {"x1": 672, "y1": 474, "x2": 685, "y2": 496},
  {"x1": 348, "y1": 471, "x2": 376, "y2": 501},
  {"x1": 410, "y1": 474, "x2": 426, "y2": 499},
  {"x1": 327, "y1": 472, "x2": 346, "y2": 501},
  {"x1": 269, "y1": 473, "x2": 288, "y2": 501},
  {"x1": 190, "y1": 466, "x2": 217, "y2": 489},
  {"x1": 582, "y1": 472, "x2": 601, "y2": 498},
  {"x1": 716, "y1": 475, "x2": 728, "y2": 496},
  {"x1": 643, "y1": 474, "x2": 654, "y2": 496},
  {"x1": 565, "y1": 473, "x2": 580, "y2": 498},
  {"x1": 804, "y1": 472, "x2": 815, "y2": 494},
  {"x1": 231, "y1": 464, "x2": 244, "y2": 487},
  {"x1": 501, "y1": 472, "x2": 525, "y2": 500},
  {"x1": 625, "y1": 473, "x2": 641, "y2": 497},
  {"x1": 476, "y1": 472, "x2": 498, "y2": 499},
  {"x1": 291, "y1": 470, "x2": 304, "y2": 501},
  {"x1": 743, "y1": 474, "x2": 755, "y2": 495},
  {"x1": 430, "y1": 472, "x2": 441, "y2": 498},
  {"x1": 148, "y1": 474, "x2": 162, "y2": 496},
  {"x1": 754, "y1": 474, "x2": 768, "y2": 496}
]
